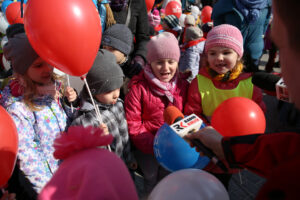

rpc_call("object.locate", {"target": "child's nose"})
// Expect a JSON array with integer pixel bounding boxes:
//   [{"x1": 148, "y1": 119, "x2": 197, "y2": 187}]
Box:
[{"x1": 216, "y1": 53, "x2": 224, "y2": 60}]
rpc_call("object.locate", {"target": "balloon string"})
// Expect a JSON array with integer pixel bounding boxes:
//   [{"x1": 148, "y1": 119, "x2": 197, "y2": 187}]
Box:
[
  {"x1": 83, "y1": 77, "x2": 103, "y2": 124},
  {"x1": 238, "y1": 170, "x2": 243, "y2": 185},
  {"x1": 82, "y1": 77, "x2": 111, "y2": 152},
  {"x1": 66, "y1": 75, "x2": 73, "y2": 113},
  {"x1": 21, "y1": 0, "x2": 24, "y2": 18}
]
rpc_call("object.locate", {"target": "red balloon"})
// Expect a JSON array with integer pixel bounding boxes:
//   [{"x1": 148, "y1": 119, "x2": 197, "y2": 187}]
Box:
[
  {"x1": 0, "y1": 106, "x2": 18, "y2": 187},
  {"x1": 145, "y1": 0, "x2": 155, "y2": 13},
  {"x1": 165, "y1": 1, "x2": 182, "y2": 19},
  {"x1": 211, "y1": 97, "x2": 266, "y2": 137},
  {"x1": 5, "y1": 2, "x2": 26, "y2": 25},
  {"x1": 201, "y1": 6, "x2": 212, "y2": 24},
  {"x1": 24, "y1": 0, "x2": 102, "y2": 76}
]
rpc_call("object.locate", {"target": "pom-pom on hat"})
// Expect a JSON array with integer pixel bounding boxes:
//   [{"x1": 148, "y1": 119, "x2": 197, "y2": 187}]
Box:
[
  {"x1": 146, "y1": 32, "x2": 180, "y2": 64},
  {"x1": 205, "y1": 24, "x2": 244, "y2": 58},
  {"x1": 38, "y1": 126, "x2": 138, "y2": 200},
  {"x1": 3, "y1": 33, "x2": 39, "y2": 75},
  {"x1": 102, "y1": 24, "x2": 133, "y2": 56},
  {"x1": 86, "y1": 49, "x2": 124, "y2": 95}
]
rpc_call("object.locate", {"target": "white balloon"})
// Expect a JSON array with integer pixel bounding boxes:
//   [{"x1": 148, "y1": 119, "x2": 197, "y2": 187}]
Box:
[
  {"x1": 191, "y1": 5, "x2": 200, "y2": 16},
  {"x1": 0, "y1": 12, "x2": 9, "y2": 34},
  {"x1": 149, "y1": 169, "x2": 230, "y2": 200}
]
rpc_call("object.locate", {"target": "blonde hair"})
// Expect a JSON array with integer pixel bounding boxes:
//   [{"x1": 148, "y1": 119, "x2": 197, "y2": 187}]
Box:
[
  {"x1": 98, "y1": 0, "x2": 116, "y2": 29},
  {"x1": 15, "y1": 73, "x2": 65, "y2": 111},
  {"x1": 206, "y1": 60, "x2": 244, "y2": 82}
]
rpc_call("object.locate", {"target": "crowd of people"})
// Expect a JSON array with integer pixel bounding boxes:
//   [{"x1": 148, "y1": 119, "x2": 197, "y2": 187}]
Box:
[{"x1": 1, "y1": 0, "x2": 300, "y2": 199}]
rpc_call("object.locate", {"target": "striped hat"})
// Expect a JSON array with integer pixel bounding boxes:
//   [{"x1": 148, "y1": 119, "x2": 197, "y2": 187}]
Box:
[
  {"x1": 205, "y1": 24, "x2": 244, "y2": 57},
  {"x1": 164, "y1": 15, "x2": 180, "y2": 29}
]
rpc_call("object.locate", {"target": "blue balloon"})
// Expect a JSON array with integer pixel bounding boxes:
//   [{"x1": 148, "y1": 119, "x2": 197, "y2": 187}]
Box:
[
  {"x1": 92, "y1": 0, "x2": 97, "y2": 7},
  {"x1": 1, "y1": 0, "x2": 13, "y2": 13},
  {"x1": 153, "y1": 123, "x2": 210, "y2": 172},
  {"x1": 17, "y1": 0, "x2": 28, "y2": 3}
]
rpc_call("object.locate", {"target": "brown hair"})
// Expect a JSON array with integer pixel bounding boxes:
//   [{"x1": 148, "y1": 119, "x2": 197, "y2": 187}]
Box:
[
  {"x1": 98, "y1": 0, "x2": 116, "y2": 29},
  {"x1": 273, "y1": 0, "x2": 300, "y2": 52}
]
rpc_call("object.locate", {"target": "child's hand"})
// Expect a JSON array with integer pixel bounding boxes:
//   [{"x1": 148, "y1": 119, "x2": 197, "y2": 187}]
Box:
[
  {"x1": 129, "y1": 161, "x2": 138, "y2": 170},
  {"x1": 99, "y1": 123, "x2": 109, "y2": 135},
  {"x1": 65, "y1": 86, "x2": 77, "y2": 103}
]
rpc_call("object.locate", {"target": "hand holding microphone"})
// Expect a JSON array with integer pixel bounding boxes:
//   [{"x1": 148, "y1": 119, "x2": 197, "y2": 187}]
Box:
[{"x1": 163, "y1": 106, "x2": 228, "y2": 172}]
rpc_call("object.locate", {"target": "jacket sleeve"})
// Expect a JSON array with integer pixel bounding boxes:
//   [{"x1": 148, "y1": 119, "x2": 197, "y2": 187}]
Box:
[
  {"x1": 222, "y1": 132, "x2": 300, "y2": 177},
  {"x1": 124, "y1": 85, "x2": 155, "y2": 154},
  {"x1": 184, "y1": 77, "x2": 207, "y2": 122},
  {"x1": 7, "y1": 106, "x2": 52, "y2": 191},
  {"x1": 71, "y1": 111, "x2": 100, "y2": 128},
  {"x1": 117, "y1": 105, "x2": 136, "y2": 165},
  {"x1": 132, "y1": 0, "x2": 150, "y2": 59},
  {"x1": 252, "y1": 85, "x2": 266, "y2": 113}
]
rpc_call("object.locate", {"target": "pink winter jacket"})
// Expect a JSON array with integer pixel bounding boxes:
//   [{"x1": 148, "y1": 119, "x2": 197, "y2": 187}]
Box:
[
  {"x1": 125, "y1": 71, "x2": 189, "y2": 154},
  {"x1": 184, "y1": 67, "x2": 266, "y2": 124}
]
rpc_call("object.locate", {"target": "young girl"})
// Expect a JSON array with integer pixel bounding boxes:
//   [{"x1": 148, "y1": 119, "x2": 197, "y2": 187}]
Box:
[
  {"x1": 0, "y1": 33, "x2": 77, "y2": 196},
  {"x1": 184, "y1": 24, "x2": 265, "y2": 188},
  {"x1": 124, "y1": 32, "x2": 189, "y2": 195}
]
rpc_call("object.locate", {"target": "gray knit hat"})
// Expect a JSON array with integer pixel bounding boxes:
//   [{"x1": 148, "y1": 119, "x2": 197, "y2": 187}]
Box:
[
  {"x1": 86, "y1": 49, "x2": 124, "y2": 95},
  {"x1": 185, "y1": 26, "x2": 203, "y2": 42},
  {"x1": 3, "y1": 33, "x2": 39, "y2": 75},
  {"x1": 101, "y1": 24, "x2": 133, "y2": 56},
  {"x1": 163, "y1": 15, "x2": 180, "y2": 29}
]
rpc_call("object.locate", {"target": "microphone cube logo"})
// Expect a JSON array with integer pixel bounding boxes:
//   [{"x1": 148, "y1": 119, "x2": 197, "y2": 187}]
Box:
[
  {"x1": 170, "y1": 114, "x2": 203, "y2": 137},
  {"x1": 276, "y1": 78, "x2": 291, "y2": 102}
]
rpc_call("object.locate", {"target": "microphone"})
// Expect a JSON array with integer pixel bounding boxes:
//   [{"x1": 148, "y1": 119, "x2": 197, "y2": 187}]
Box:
[
  {"x1": 163, "y1": 106, "x2": 228, "y2": 172},
  {"x1": 252, "y1": 71, "x2": 280, "y2": 92},
  {"x1": 252, "y1": 72, "x2": 291, "y2": 102}
]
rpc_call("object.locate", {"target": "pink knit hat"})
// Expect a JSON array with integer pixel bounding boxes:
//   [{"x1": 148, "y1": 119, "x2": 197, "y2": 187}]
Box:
[
  {"x1": 148, "y1": 9, "x2": 161, "y2": 28},
  {"x1": 38, "y1": 126, "x2": 138, "y2": 200},
  {"x1": 146, "y1": 32, "x2": 180, "y2": 64},
  {"x1": 205, "y1": 24, "x2": 244, "y2": 57}
]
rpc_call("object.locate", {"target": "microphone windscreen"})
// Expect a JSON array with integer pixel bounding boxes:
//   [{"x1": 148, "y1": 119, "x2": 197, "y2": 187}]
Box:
[
  {"x1": 252, "y1": 72, "x2": 281, "y2": 92},
  {"x1": 163, "y1": 106, "x2": 184, "y2": 125}
]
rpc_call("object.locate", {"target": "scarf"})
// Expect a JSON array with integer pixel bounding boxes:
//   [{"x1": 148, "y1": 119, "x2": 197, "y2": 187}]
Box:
[
  {"x1": 234, "y1": 0, "x2": 267, "y2": 23},
  {"x1": 109, "y1": 0, "x2": 128, "y2": 12},
  {"x1": 207, "y1": 61, "x2": 244, "y2": 82},
  {"x1": 143, "y1": 64, "x2": 178, "y2": 103}
]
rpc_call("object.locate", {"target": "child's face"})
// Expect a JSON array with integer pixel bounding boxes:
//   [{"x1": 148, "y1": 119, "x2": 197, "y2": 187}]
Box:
[
  {"x1": 95, "y1": 88, "x2": 120, "y2": 105},
  {"x1": 27, "y1": 57, "x2": 54, "y2": 85},
  {"x1": 207, "y1": 47, "x2": 239, "y2": 74},
  {"x1": 103, "y1": 46, "x2": 127, "y2": 64},
  {"x1": 150, "y1": 59, "x2": 178, "y2": 83}
]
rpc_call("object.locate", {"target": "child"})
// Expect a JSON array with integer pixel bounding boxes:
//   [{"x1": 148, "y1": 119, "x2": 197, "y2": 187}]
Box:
[
  {"x1": 179, "y1": 26, "x2": 206, "y2": 82},
  {"x1": 124, "y1": 32, "x2": 189, "y2": 195},
  {"x1": 71, "y1": 49, "x2": 136, "y2": 171},
  {"x1": 179, "y1": 14, "x2": 196, "y2": 45},
  {"x1": 184, "y1": 24, "x2": 266, "y2": 188},
  {"x1": 0, "y1": 33, "x2": 77, "y2": 195},
  {"x1": 101, "y1": 24, "x2": 133, "y2": 67},
  {"x1": 162, "y1": 15, "x2": 182, "y2": 39},
  {"x1": 39, "y1": 126, "x2": 138, "y2": 200},
  {"x1": 101, "y1": 23, "x2": 134, "y2": 99}
]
